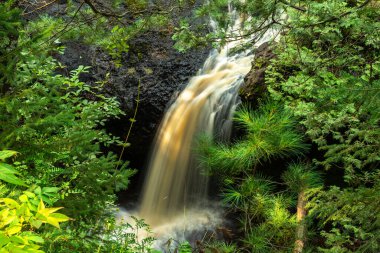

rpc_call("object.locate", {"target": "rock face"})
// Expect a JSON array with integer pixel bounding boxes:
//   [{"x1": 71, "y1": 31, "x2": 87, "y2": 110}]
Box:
[{"x1": 240, "y1": 42, "x2": 276, "y2": 105}]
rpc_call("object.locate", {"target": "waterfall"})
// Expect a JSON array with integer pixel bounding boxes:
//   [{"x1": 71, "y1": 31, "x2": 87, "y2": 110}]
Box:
[{"x1": 138, "y1": 5, "x2": 277, "y2": 229}]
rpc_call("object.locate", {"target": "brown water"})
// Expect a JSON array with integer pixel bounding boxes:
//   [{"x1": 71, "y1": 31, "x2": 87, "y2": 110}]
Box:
[
  {"x1": 138, "y1": 6, "x2": 278, "y2": 230},
  {"x1": 139, "y1": 47, "x2": 253, "y2": 226}
]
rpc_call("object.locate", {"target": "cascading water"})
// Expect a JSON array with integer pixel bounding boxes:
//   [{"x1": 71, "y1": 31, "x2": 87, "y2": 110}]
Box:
[
  {"x1": 136, "y1": 3, "x2": 277, "y2": 242},
  {"x1": 139, "y1": 48, "x2": 252, "y2": 225}
]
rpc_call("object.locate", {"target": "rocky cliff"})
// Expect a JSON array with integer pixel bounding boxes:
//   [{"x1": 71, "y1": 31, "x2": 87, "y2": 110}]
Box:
[{"x1": 240, "y1": 42, "x2": 276, "y2": 106}]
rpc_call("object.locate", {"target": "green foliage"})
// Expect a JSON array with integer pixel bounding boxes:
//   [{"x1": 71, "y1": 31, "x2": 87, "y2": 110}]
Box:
[
  {"x1": 98, "y1": 14, "x2": 169, "y2": 66},
  {"x1": 0, "y1": 2, "x2": 140, "y2": 252},
  {"x1": 172, "y1": 20, "x2": 217, "y2": 52},
  {"x1": 201, "y1": 241, "x2": 239, "y2": 253},
  {"x1": 176, "y1": 241, "x2": 192, "y2": 253},
  {"x1": 0, "y1": 15, "x2": 135, "y2": 218},
  {"x1": 43, "y1": 214, "x2": 160, "y2": 253},
  {"x1": 173, "y1": 0, "x2": 283, "y2": 50},
  {"x1": 196, "y1": 0, "x2": 380, "y2": 250},
  {"x1": 242, "y1": 197, "x2": 296, "y2": 253},
  {"x1": 0, "y1": 151, "x2": 25, "y2": 186},
  {"x1": 0, "y1": 196, "x2": 69, "y2": 252},
  {"x1": 308, "y1": 178, "x2": 380, "y2": 253},
  {"x1": 26, "y1": 0, "x2": 195, "y2": 64},
  {"x1": 0, "y1": 52, "x2": 134, "y2": 219},
  {"x1": 265, "y1": 0, "x2": 380, "y2": 185},
  {"x1": 282, "y1": 164, "x2": 323, "y2": 194},
  {"x1": 221, "y1": 177, "x2": 297, "y2": 252},
  {"x1": 198, "y1": 101, "x2": 307, "y2": 175},
  {"x1": 0, "y1": 150, "x2": 70, "y2": 253},
  {"x1": 198, "y1": 103, "x2": 309, "y2": 252},
  {"x1": 254, "y1": 1, "x2": 380, "y2": 251},
  {"x1": 0, "y1": 0, "x2": 22, "y2": 85}
]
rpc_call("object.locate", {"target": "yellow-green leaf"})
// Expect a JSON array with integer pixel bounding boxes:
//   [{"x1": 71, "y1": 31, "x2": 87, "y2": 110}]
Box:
[
  {"x1": 49, "y1": 213, "x2": 70, "y2": 222},
  {"x1": 37, "y1": 200, "x2": 44, "y2": 212},
  {"x1": 0, "y1": 163, "x2": 17, "y2": 174},
  {"x1": 0, "y1": 164, "x2": 26, "y2": 186},
  {"x1": 5, "y1": 225, "x2": 21, "y2": 235},
  {"x1": 23, "y1": 191, "x2": 35, "y2": 198},
  {"x1": 2, "y1": 213, "x2": 17, "y2": 226},
  {"x1": 0, "y1": 198, "x2": 20, "y2": 209},
  {"x1": 18, "y1": 195, "x2": 28, "y2": 203},
  {"x1": 45, "y1": 216, "x2": 60, "y2": 228},
  {"x1": 9, "y1": 235, "x2": 25, "y2": 244},
  {"x1": 38, "y1": 207, "x2": 63, "y2": 216}
]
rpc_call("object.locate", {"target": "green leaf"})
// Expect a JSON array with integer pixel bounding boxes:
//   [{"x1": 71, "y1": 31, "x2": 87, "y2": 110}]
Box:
[
  {"x1": 9, "y1": 235, "x2": 25, "y2": 244},
  {"x1": 0, "y1": 163, "x2": 17, "y2": 174},
  {"x1": 38, "y1": 207, "x2": 63, "y2": 216},
  {"x1": 44, "y1": 216, "x2": 60, "y2": 228},
  {"x1": 0, "y1": 163, "x2": 26, "y2": 186},
  {"x1": 0, "y1": 150, "x2": 17, "y2": 160},
  {"x1": 2, "y1": 213, "x2": 17, "y2": 226},
  {"x1": 30, "y1": 219, "x2": 42, "y2": 229},
  {"x1": 0, "y1": 233, "x2": 10, "y2": 247},
  {"x1": 23, "y1": 191, "x2": 36, "y2": 198},
  {"x1": 25, "y1": 235, "x2": 44, "y2": 243},
  {"x1": 41, "y1": 187, "x2": 59, "y2": 193}
]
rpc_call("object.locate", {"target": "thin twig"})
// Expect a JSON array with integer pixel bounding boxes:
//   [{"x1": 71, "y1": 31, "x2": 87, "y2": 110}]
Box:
[
  {"x1": 42, "y1": 1, "x2": 85, "y2": 45},
  {"x1": 22, "y1": 0, "x2": 60, "y2": 16},
  {"x1": 115, "y1": 80, "x2": 141, "y2": 170}
]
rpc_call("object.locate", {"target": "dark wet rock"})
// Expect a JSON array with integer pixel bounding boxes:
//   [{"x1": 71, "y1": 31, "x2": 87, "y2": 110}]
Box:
[{"x1": 240, "y1": 42, "x2": 277, "y2": 105}]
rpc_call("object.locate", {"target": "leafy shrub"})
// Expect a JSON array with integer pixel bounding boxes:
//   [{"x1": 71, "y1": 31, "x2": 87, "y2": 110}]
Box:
[
  {"x1": 0, "y1": 150, "x2": 70, "y2": 252},
  {"x1": 0, "y1": 2, "x2": 137, "y2": 251}
]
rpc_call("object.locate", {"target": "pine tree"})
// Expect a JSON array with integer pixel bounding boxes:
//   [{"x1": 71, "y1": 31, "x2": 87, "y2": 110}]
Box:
[
  {"x1": 282, "y1": 164, "x2": 322, "y2": 253},
  {"x1": 198, "y1": 101, "x2": 308, "y2": 175},
  {"x1": 198, "y1": 101, "x2": 309, "y2": 252}
]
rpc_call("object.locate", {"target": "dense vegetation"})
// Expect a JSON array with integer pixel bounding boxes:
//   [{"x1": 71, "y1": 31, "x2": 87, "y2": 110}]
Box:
[
  {"x1": 194, "y1": 0, "x2": 380, "y2": 252},
  {"x1": 0, "y1": 0, "x2": 379, "y2": 252}
]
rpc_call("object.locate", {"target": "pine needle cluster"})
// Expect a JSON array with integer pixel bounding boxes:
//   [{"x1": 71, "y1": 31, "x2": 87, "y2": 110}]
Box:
[{"x1": 198, "y1": 100, "x2": 308, "y2": 175}]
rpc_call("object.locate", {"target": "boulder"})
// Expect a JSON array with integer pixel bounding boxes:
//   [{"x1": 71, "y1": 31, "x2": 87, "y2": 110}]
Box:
[{"x1": 240, "y1": 42, "x2": 277, "y2": 105}]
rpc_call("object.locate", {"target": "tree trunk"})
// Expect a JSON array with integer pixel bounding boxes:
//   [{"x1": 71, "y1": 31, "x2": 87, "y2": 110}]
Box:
[{"x1": 294, "y1": 191, "x2": 306, "y2": 253}]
